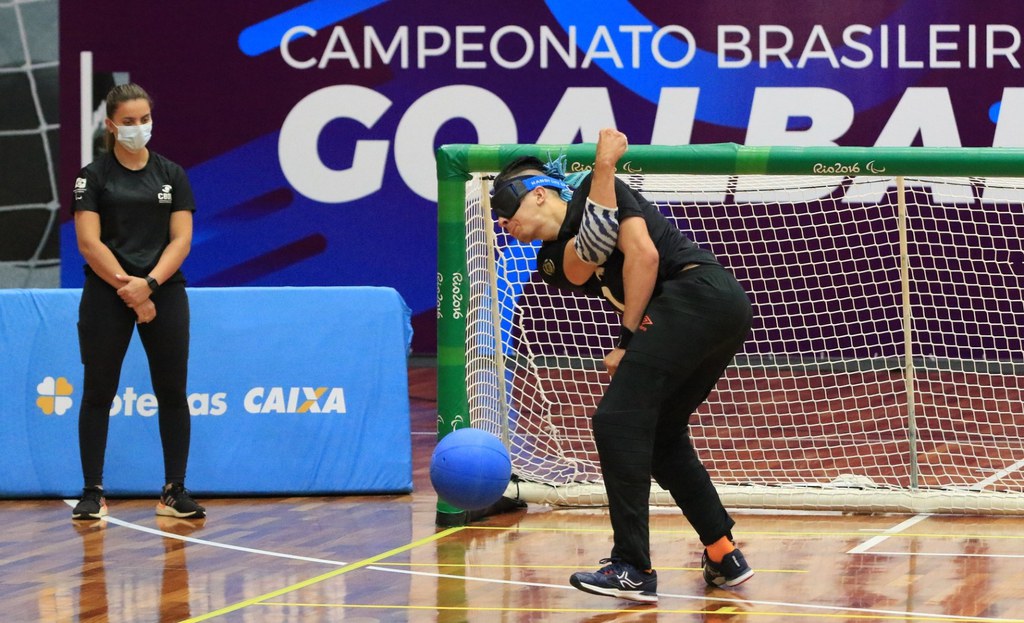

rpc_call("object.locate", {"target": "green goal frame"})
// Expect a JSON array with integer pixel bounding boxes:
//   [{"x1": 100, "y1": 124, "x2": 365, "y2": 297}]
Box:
[{"x1": 436, "y1": 142, "x2": 1024, "y2": 525}]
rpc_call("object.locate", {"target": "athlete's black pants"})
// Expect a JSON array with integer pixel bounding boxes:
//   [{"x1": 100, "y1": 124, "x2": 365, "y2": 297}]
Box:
[
  {"x1": 77, "y1": 273, "x2": 191, "y2": 488},
  {"x1": 593, "y1": 265, "x2": 752, "y2": 571}
]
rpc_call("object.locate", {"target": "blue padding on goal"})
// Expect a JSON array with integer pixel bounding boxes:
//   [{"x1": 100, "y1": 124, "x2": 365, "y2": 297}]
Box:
[
  {"x1": 496, "y1": 239, "x2": 539, "y2": 357},
  {"x1": 0, "y1": 287, "x2": 413, "y2": 497}
]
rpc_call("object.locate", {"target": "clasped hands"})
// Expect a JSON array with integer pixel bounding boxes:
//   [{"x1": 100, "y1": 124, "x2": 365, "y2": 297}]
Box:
[{"x1": 115, "y1": 274, "x2": 156, "y2": 324}]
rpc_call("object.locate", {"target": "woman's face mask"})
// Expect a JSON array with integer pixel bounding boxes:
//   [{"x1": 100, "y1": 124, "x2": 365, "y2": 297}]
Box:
[{"x1": 115, "y1": 122, "x2": 152, "y2": 152}]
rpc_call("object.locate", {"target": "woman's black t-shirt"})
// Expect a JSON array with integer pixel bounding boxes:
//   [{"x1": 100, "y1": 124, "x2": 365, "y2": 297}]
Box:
[{"x1": 72, "y1": 151, "x2": 196, "y2": 282}]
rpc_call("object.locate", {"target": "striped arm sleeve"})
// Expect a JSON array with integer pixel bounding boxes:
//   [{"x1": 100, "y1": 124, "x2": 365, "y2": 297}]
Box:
[{"x1": 573, "y1": 198, "x2": 620, "y2": 265}]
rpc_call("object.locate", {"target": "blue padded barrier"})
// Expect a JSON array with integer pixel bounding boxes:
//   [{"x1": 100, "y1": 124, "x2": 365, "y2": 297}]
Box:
[{"x1": 0, "y1": 287, "x2": 413, "y2": 497}]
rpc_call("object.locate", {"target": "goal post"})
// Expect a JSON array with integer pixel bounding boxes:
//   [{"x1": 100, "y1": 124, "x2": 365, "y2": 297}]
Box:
[{"x1": 436, "y1": 142, "x2": 1024, "y2": 520}]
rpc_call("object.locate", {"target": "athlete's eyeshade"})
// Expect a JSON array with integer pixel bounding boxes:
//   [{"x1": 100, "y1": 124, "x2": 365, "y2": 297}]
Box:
[{"x1": 490, "y1": 175, "x2": 568, "y2": 219}]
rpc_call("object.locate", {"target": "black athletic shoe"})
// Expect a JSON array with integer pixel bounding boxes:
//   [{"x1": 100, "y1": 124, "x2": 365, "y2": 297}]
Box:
[
  {"x1": 156, "y1": 483, "x2": 206, "y2": 519},
  {"x1": 72, "y1": 486, "x2": 108, "y2": 520},
  {"x1": 702, "y1": 547, "x2": 754, "y2": 587},
  {"x1": 570, "y1": 558, "x2": 658, "y2": 603}
]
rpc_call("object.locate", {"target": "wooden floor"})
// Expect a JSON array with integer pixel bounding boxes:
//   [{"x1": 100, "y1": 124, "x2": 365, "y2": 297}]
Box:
[{"x1": 3, "y1": 363, "x2": 1024, "y2": 622}]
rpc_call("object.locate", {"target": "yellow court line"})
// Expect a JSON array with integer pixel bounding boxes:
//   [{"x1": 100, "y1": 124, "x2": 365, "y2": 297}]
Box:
[
  {"x1": 180, "y1": 527, "x2": 464, "y2": 623},
  {"x1": 462, "y1": 525, "x2": 1024, "y2": 540},
  {"x1": 368, "y1": 561, "x2": 806, "y2": 573},
  {"x1": 255, "y1": 602, "x2": 1024, "y2": 622}
]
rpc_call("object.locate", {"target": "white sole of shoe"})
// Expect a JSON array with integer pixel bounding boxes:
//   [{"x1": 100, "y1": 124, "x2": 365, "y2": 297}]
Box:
[
  {"x1": 723, "y1": 569, "x2": 754, "y2": 587},
  {"x1": 155, "y1": 504, "x2": 205, "y2": 519},
  {"x1": 72, "y1": 512, "x2": 107, "y2": 520},
  {"x1": 570, "y1": 577, "x2": 658, "y2": 603},
  {"x1": 72, "y1": 505, "x2": 108, "y2": 520}
]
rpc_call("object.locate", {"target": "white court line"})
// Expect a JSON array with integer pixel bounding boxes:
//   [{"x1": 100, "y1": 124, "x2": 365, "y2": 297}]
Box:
[
  {"x1": 868, "y1": 550, "x2": 1024, "y2": 559},
  {"x1": 65, "y1": 503, "x2": 1022, "y2": 623},
  {"x1": 845, "y1": 458, "x2": 1024, "y2": 557},
  {"x1": 847, "y1": 513, "x2": 931, "y2": 554},
  {"x1": 62, "y1": 500, "x2": 347, "y2": 566},
  {"x1": 975, "y1": 458, "x2": 1024, "y2": 489},
  {"x1": 363, "y1": 566, "x2": 1019, "y2": 622}
]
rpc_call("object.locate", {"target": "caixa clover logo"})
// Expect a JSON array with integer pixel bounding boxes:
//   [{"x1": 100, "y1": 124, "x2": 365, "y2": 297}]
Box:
[{"x1": 37, "y1": 376, "x2": 74, "y2": 415}]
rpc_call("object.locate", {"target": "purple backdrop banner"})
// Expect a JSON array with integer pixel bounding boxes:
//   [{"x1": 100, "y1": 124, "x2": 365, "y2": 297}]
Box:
[{"x1": 58, "y1": 1, "x2": 1024, "y2": 352}]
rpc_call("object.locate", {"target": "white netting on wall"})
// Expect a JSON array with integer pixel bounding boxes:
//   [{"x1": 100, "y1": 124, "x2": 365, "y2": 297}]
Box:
[
  {"x1": 0, "y1": 0, "x2": 60, "y2": 288},
  {"x1": 465, "y1": 172, "x2": 1024, "y2": 514}
]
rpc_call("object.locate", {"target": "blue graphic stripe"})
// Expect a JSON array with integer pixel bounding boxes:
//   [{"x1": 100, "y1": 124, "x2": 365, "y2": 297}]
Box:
[{"x1": 238, "y1": 0, "x2": 389, "y2": 56}]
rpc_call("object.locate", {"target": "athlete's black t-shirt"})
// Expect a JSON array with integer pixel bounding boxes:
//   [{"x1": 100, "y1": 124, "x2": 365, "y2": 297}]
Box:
[
  {"x1": 72, "y1": 151, "x2": 196, "y2": 282},
  {"x1": 536, "y1": 172, "x2": 718, "y2": 309}
]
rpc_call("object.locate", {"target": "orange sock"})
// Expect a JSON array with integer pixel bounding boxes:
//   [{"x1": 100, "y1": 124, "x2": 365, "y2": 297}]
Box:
[{"x1": 706, "y1": 536, "x2": 735, "y2": 563}]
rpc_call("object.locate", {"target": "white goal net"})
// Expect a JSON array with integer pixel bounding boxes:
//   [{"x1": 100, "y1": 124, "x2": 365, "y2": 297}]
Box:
[
  {"x1": 0, "y1": 0, "x2": 60, "y2": 288},
  {"x1": 438, "y1": 144, "x2": 1024, "y2": 515}
]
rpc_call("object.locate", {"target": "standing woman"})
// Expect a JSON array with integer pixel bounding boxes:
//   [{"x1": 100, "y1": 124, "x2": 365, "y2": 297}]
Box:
[{"x1": 71, "y1": 83, "x2": 203, "y2": 520}]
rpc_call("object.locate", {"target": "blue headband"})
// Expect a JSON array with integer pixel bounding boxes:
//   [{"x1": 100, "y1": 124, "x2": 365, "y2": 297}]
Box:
[{"x1": 490, "y1": 175, "x2": 568, "y2": 219}]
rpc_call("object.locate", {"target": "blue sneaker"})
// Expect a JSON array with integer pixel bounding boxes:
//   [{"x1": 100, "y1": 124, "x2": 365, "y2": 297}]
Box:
[
  {"x1": 570, "y1": 558, "x2": 658, "y2": 603},
  {"x1": 702, "y1": 547, "x2": 754, "y2": 587}
]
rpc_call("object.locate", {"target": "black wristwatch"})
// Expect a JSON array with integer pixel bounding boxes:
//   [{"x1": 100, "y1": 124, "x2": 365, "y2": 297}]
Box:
[{"x1": 145, "y1": 275, "x2": 159, "y2": 293}]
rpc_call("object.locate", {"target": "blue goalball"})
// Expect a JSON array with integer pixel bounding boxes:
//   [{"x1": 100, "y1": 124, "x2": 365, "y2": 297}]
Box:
[{"x1": 430, "y1": 428, "x2": 512, "y2": 511}]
